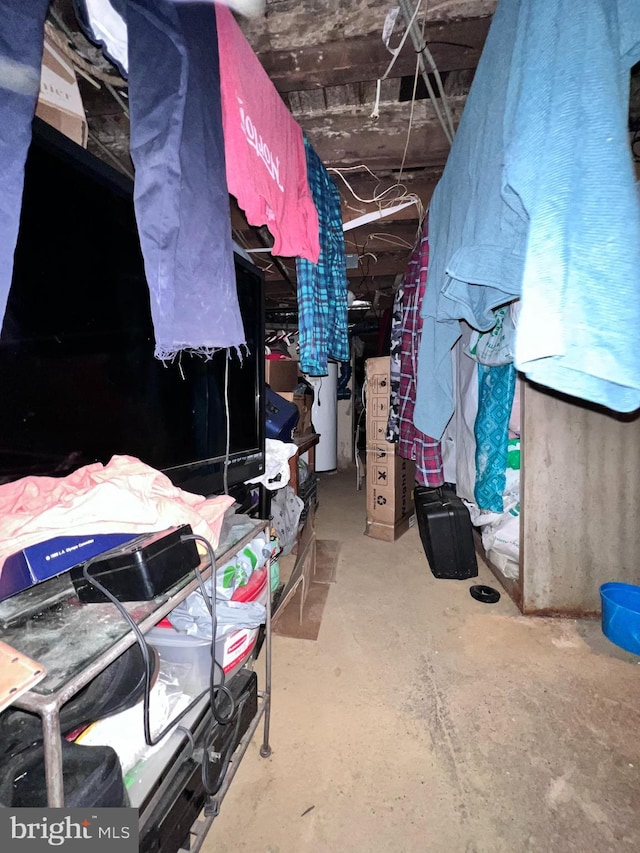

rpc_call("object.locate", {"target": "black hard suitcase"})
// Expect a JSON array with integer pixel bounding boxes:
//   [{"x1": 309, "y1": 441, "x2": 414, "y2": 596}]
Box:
[{"x1": 414, "y1": 485, "x2": 478, "y2": 580}]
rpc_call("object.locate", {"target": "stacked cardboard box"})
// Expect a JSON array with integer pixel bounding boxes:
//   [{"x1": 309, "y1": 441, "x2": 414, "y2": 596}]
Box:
[
  {"x1": 36, "y1": 33, "x2": 88, "y2": 148},
  {"x1": 365, "y1": 357, "x2": 415, "y2": 542},
  {"x1": 265, "y1": 358, "x2": 299, "y2": 392},
  {"x1": 283, "y1": 389, "x2": 313, "y2": 437}
]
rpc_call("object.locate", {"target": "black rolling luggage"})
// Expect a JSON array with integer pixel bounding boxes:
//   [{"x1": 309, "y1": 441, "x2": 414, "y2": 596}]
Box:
[{"x1": 414, "y1": 485, "x2": 478, "y2": 580}]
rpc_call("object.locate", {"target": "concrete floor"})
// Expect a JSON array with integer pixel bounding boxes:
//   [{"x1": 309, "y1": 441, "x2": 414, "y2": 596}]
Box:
[{"x1": 205, "y1": 469, "x2": 640, "y2": 853}]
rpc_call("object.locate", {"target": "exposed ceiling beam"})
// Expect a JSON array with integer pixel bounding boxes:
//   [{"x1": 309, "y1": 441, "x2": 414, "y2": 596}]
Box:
[
  {"x1": 298, "y1": 92, "x2": 465, "y2": 172},
  {"x1": 266, "y1": 273, "x2": 401, "y2": 302},
  {"x1": 256, "y1": 17, "x2": 491, "y2": 93},
  {"x1": 346, "y1": 250, "x2": 412, "y2": 278},
  {"x1": 239, "y1": 1, "x2": 498, "y2": 51}
]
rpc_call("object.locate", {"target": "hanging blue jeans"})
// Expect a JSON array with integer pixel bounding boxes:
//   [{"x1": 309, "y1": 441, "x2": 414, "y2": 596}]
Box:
[
  {"x1": 0, "y1": 0, "x2": 50, "y2": 335},
  {"x1": 125, "y1": 0, "x2": 244, "y2": 358},
  {"x1": 4, "y1": 0, "x2": 245, "y2": 359}
]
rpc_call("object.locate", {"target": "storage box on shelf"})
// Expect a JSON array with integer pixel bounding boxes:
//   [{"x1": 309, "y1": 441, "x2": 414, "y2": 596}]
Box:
[
  {"x1": 264, "y1": 358, "x2": 299, "y2": 392},
  {"x1": 36, "y1": 30, "x2": 88, "y2": 148},
  {"x1": 0, "y1": 512, "x2": 272, "y2": 853},
  {"x1": 278, "y1": 388, "x2": 315, "y2": 437}
]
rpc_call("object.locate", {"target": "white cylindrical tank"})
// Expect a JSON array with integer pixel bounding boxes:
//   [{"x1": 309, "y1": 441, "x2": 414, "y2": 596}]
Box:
[{"x1": 305, "y1": 361, "x2": 338, "y2": 472}]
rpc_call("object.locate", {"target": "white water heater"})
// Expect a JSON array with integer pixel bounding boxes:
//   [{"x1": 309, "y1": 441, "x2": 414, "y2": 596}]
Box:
[{"x1": 305, "y1": 361, "x2": 338, "y2": 472}]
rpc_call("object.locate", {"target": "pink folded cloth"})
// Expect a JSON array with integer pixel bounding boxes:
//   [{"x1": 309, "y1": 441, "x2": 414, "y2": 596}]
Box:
[{"x1": 0, "y1": 456, "x2": 234, "y2": 572}]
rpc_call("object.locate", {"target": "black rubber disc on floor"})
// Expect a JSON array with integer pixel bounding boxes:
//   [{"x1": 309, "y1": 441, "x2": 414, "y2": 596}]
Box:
[{"x1": 469, "y1": 584, "x2": 501, "y2": 604}]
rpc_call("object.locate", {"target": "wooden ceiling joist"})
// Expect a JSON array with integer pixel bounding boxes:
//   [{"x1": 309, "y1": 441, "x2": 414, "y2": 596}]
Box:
[{"x1": 257, "y1": 17, "x2": 491, "y2": 93}]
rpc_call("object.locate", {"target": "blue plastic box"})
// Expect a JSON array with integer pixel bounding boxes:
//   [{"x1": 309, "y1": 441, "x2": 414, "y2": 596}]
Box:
[{"x1": 0, "y1": 533, "x2": 139, "y2": 602}]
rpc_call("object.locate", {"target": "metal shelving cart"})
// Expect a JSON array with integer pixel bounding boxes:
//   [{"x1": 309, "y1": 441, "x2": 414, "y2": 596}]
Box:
[{"x1": 0, "y1": 511, "x2": 272, "y2": 850}]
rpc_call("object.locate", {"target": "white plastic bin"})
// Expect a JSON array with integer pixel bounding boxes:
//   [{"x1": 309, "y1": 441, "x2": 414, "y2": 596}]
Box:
[
  {"x1": 146, "y1": 627, "x2": 213, "y2": 696},
  {"x1": 147, "y1": 624, "x2": 255, "y2": 694}
]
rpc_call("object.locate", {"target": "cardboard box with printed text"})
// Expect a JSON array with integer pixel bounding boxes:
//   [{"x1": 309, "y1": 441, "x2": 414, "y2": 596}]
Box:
[
  {"x1": 364, "y1": 357, "x2": 415, "y2": 542},
  {"x1": 36, "y1": 33, "x2": 88, "y2": 148}
]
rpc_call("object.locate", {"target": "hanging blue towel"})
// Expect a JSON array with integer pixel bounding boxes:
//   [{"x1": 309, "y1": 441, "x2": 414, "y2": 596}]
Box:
[
  {"x1": 508, "y1": 0, "x2": 640, "y2": 411},
  {"x1": 415, "y1": 0, "x2": 640, "y2": 441}
]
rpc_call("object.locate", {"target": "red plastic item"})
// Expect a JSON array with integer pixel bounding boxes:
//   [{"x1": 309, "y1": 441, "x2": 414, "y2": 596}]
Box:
[{"x1": 231, "y1": 567, "x2": 267, "y2": 603}]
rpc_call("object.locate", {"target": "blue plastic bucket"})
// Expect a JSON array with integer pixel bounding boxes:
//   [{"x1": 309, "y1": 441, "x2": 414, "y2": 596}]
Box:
[{"x1": 600, "y1": 582, "x2": 640, "y2": 655}]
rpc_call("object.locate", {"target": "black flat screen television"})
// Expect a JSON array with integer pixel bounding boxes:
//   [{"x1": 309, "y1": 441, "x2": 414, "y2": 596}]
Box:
[{"x1": 0, "y1": 119, "x2": 265, "y2": 496}]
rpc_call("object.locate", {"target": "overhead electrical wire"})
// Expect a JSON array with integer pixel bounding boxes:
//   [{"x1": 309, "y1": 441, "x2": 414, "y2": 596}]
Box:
[
  {"x1": 370, "y1": 0, "x2": 424, "y2": 119},
  {"x1": 398, "y1": 47, "x2": 422, "y2": 180},
  {"x1": 370, "y1": 0, "x2": 456, "y2": 147},
  {"x1": 397, "y1": 0, "x2": 456, "y2": 143},
  {"x1": 346, "y1": 232, "x2": 416, "y2": 252},
  {"x1": 328, "y1": 164, "x2": 418, "y2": 205},
  {"x1": 329, "y1": 0, "x2": 453, "y2": 270},
  {"x1": 328, "y1": 164, "x2": 424, "y2": 225}
]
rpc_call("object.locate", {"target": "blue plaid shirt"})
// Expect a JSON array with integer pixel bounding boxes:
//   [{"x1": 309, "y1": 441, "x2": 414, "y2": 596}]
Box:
[{"x1": 296, "y1": 139, "x2": 349, "y2": 376}]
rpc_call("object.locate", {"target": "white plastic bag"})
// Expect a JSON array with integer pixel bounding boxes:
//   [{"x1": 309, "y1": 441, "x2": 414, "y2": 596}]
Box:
[
  {"x1": 213, "y1": 534, "x2": 269, "y2": 599},
  {"x1": 168, "y1": 592, "x2": 265, "y2": 641},
  {"x1": 482, "y1": 503, "x2": 520, "y2": 579},
  {"x1": 270, "y1": 485, "x2": 303, "y2": 555},
  {"x1": 246, "y1": 438, "x2": 298, "y2": 490},
  {"x1": 465, "y1": 304, "x2": 517, "y2": 366}
]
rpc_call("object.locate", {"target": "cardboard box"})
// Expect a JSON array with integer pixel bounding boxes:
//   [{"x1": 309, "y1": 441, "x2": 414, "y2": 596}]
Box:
[
  {"x1": 265, "y1": 359, "x2": 300, "y2": 393},
  {"x1": 365, "y1": 357, "x2": 415, "y2": 542},
  {"x1": 365, "y1": 443, "x2": 415, "y2": 541},
  {"x1": 279, "y1": 389, "x2": 314, "y2": 437},
  {"x1": 35, "y1": 34, "x2": 88, "y2": 148}
]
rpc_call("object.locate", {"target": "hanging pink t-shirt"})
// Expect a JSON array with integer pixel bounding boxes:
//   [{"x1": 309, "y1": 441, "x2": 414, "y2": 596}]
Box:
[{"x1": 215, "y1": 5, "x2": 319, "y2": 262}]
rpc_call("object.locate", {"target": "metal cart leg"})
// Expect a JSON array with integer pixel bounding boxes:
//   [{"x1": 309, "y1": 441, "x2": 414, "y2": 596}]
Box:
[
  {"x1": 41, "y1": 700, "x2": 65, "y2": 806},
  {"x1": 260, "y1": 564, "x2": 272, "y2": 758}
]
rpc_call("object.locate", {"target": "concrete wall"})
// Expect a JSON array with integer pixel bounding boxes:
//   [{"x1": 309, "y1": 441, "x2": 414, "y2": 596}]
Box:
[{"x1": 521, "y1": 381, "x2": 640, "y2": 614}]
